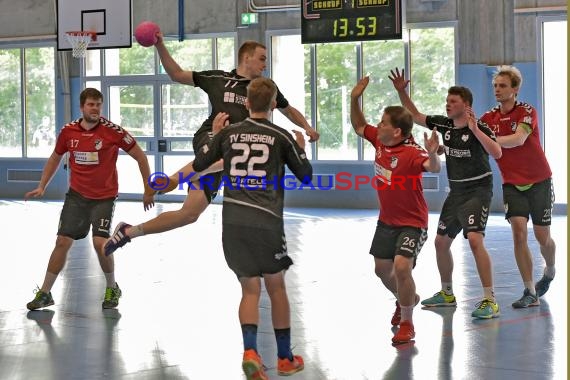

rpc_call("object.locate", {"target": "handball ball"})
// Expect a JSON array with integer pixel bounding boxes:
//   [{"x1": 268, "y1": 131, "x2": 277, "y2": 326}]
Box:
[{"x1": 134, "y1": 21, "x2": 160, "y2": 47}]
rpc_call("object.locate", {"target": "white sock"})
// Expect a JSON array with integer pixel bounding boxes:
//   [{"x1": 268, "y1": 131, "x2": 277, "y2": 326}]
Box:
[
  {"x1": 483, "y1": 287, "x2": 495, "y2": 301},
  {"x1": 104, "y1": 272, "x2": 116, "y2": 288},
  {"x1": 544, "y1": 266, "x2": 555, "y2": 279},
  {"x1": 524, "y1": 281, "x2": 536, "y2": 295},
  {"x1": 128, "y1": 224, "x2": 145, "y2": 238},
  {"x1": 400, "y1": 305, "x2": 414, "y2": 322},
  {"x1": 441, "y1": 282, "x2": 453, "y2": 295},
  {"x1": 41, "y1": 272, "x2": 58, "y2": 293}
]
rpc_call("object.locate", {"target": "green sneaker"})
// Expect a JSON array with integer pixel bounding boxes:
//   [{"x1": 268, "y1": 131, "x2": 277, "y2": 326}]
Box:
[
  {"x1": 471, "y1": 298, "x2": 500, "y2": 319},
  {"x1": 102, "y1": 283, "x2": 122, "y2": 309},
  {"x1": 27, "y1": 289, "x2": 54, "y2": 310},
  {"x1": 421, "y1": 290, "x2": 457, "y2": 307}
]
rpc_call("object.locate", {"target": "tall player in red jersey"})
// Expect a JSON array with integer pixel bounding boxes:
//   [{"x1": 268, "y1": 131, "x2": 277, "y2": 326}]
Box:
[
  {"x1": 350, "y1": 76, "x2": 441, "y2": 344},
  {"x1": 480, "y1": 65, "x2": 556, "y2": 308},
  {"x1": 25, "y1": 88, "x2": 155, "y2": 311}
]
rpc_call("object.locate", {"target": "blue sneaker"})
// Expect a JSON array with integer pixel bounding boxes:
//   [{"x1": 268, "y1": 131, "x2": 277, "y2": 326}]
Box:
[
  {"x1": 104, "y1": 222, "x2": 132, "y2": 256},
  {"x1": 421, "y1": 290, "x2": 457, "y2": 307},
  {"x1": 471, "y1": 298, "x2": 500, "y2": 319},
  {"x1": 512, "y1": 289, "x2": 540, "y2": 308},
  {"x1": 535, "y1": 273, "x2": 554, "y2": 297}
]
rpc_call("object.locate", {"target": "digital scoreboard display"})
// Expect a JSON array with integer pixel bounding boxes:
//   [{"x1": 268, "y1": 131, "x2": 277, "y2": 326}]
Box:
[{"x1": 301, "y1": 0, "x2": 402, "y2": 44}]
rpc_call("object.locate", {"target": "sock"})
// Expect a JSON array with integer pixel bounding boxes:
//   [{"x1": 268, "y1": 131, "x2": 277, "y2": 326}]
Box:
[
  {"x1": 241, "y1": 324, "x2": 258, "y2": 352},
  {"x1": 104, "y1": 272, "x2": 116, "y2": 288},
  {"x1": 274, "y1": 328, "x2": 293, "y2": 360},
  {"x1": 483, "y1": 287, "x2": 494, "y2": 301},
  {"x1": 128, "y1": 224, "x2": 145, "y2": 238},
  {"x1": 544, "y1": 266, "x2": 556, "y2": 279},
  {"x1": 41, "y1": 271, "x2": 58, "y2": 293},
  {"x1": 524, "y1": 281, "x2": 536, "y2": 295},
  {"x1": 441, "y1": 282, "x2": 453, "y2": 295},
  {"x1": 400, "y1": 305, "x2": 414, "y2": 322}
]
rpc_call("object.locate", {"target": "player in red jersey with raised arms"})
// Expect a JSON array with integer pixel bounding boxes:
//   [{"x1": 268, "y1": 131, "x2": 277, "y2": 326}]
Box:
[
  {"x1": 350, "y1": 76, "x2": 441, "y2": 343},
  {"x1": 26, "y1": 88, "x2": 155, "y2": 311},
  {"x1": 480, "y1": 65, "x2": 556, "y2": 308}
]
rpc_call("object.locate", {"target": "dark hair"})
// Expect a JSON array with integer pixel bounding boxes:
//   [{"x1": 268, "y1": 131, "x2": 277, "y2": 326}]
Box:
[
  {"x1": 80, "y1": 88, "x2": 103, "y2": 106},
  {"x1": 384, "y1": 106, "x2": 413, "y2": 137},
  {"x1": 448, "y1": 86, "x2": 473, "y2": 106},
  {"x1": 247, "y1": 77, "x2": 277, "y2": 112},
  {"x1": 238, "y1": 40, "x2": 266, "y2": 64}
]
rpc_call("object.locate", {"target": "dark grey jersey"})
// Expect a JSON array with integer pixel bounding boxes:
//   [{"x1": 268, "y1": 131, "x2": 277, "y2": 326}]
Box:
[
  {"x1": 426, "y1": 115, "x2": 496, "y2": 189},
  {"x1": 193, "y1": 118, "x2": 312, "y2": 229},
  {"x1": 192, "y1": 70, "x2": 289, "y2": 137}
]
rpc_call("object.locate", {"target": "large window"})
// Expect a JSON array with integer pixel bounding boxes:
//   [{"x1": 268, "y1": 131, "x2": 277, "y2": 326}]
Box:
[
  {"x1": 0, "y1": 46, "x2": 56, "y2": 158},
  {"x1": 83, "y1": 36, "x2": 235, "y2": 196},
  {"x1": 542, "y1": 18, "x2": 567, "y2": 204},
  {"x1": 271, "y1": 25, "x2": 456, "y2": 160}
]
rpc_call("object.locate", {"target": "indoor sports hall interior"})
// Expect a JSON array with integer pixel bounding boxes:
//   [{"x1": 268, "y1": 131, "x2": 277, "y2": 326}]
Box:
[{"x1": 0, "y1": 1, "x2": 566, "y2": 379}]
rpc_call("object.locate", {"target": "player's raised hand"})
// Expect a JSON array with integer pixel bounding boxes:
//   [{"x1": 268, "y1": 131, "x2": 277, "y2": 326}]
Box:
[
  {"x1": 292, "y1": 130, "x2": 306, "y2": 150},
  {"x1": 212, "y1": 112, "x2": 230, "y2": 135},
  {"x1": 304, "y1": 126, "x2": 320, "y2": 143},
  {"x1": 466, "y1": 105, "x2": 477, "y2": 131},
  {"x1": 388, "y1": 68, "x2": 409, "y2": 91},
  {"x1": 424, "y1": 128, "x2": 440, "y2": 155},
  {"x1": 351, "y1": 76, "x2": 370, "y2": 100}
]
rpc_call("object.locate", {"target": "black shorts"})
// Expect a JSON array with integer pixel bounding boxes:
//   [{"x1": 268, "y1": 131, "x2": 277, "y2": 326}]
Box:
[
  {"x1": 192, "y1": 130, "x2": 221, "y2": 203},
  {"x1": 503, "y1": 178, "x2": 554, "y2": 226},
  {"x1": 369, "y1": 221, "x2": 427, "y2": 267},
  {"x1": 222, "y1": 224, "x2": 293, "y2": 279},
  {"x1": 437, "y1": 185, "x2": 492, "y2": 239},
  {"x1": 57, "y1": 189, "x2": 115, "y2": 240}
]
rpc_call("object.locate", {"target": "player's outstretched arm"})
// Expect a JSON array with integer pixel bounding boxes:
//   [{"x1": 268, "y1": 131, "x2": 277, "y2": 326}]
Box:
[
  {"x1": 389, "y1": 68, "x2": 428, "y2": 127},
  {"x1": 24, "y1": 151, "x2": 63, "y2": 200},
  {"x1": 154, "y1": 33, "x2": 195, "y2": 85}
]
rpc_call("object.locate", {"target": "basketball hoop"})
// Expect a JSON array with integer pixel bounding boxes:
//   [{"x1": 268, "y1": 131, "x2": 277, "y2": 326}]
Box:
[{"x1": 65, "y1": 31, "x2": 97, "y2": 58}]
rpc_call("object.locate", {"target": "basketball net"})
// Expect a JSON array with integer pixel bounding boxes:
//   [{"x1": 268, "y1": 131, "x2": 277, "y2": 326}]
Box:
[{"x1": 65, "y1": 31, "x2": 96, "y2": 58}]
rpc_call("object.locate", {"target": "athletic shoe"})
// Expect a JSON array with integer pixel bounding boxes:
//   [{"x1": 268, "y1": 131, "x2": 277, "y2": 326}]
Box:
[
  {"x1": 104, "y1": 222, "x2": 132, "y2": 256},
  {"x1": 26, "y1": 289, "x2": 54, "y2": 310},
  {"x1": 391, "y1": 301, "x2": 401, "y2": 326},
  {"x1": 535, "y1": 273, "x2": 554, "y2": 297},
  {"x1": 242, "y1": 349, "x2": 268, "y2": 380},
  {"x1": 391, "y1": 294, "x2": 421, "y2": 326},
  {"x1": 471, "y1": 298, "x2": 500, "y2": 319},
  {"x1": 512, "y1": 288, "x2": 540, "y2": 308},
  {"x1": 421, "y1": 290, "x2": 457, "y2": 307},
  {"x1": 102, "y1": 283, "x2": 122, "y2": 309},
  {"x1": 392, "y1": 320, "x2": 415, "y2": 343},
  {"x1": 277, "y1": 354, "x2": 304, "y2": 376}
]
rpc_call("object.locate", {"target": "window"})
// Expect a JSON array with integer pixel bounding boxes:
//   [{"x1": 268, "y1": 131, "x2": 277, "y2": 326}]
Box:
[
  {"x1": 0, "y1": 46, "x2": 56, "y2": 158},
  {"x1": 271, "y1": 25, "x2": 456, "y2": 161},
  {"x1": 84, "y1": 35, "x2": 235, "y2": 196},
  {"x1": 542, "y1": 18, "x2": 567, "y2": 203}
]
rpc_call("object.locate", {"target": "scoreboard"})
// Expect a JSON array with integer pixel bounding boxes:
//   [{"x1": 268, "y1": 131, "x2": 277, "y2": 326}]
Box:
[{"x1": 301, "y1": 0, "x2": 403, "y2": 44}]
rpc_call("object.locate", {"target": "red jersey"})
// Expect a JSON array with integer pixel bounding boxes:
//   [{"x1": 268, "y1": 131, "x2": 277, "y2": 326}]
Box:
[
  {"x1": 54, "y1": 117, "x2": 136, "y2": 199},
  {"x1": 481, "y1": 102, "x2": 551, "y2": 185},
  {"x1": 363, "y1": 125, "x2": 429, "y2": 228}
]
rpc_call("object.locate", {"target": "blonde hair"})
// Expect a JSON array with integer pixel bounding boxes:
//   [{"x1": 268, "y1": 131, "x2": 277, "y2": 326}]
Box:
[
  {"x1": 493, "y1": 65, "x2": 523, "y2": 89},
  {"x1": 247, "y1": 77, "x2": 277, "y2": 112}
]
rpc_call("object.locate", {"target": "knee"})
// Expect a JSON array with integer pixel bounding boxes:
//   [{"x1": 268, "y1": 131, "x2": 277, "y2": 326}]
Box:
[
  {"x1": 54, "y1": 235, "x2": 73, "y2": 250},
  {"x1": 393, "y1": 257, "x2": 412, "y2": 279},
  {"x1": 467, "y1": 233, "x2": 485, "y2": 252},
  {"x1": 434, "y1": 235, "x2": 449, "y2": 253}
]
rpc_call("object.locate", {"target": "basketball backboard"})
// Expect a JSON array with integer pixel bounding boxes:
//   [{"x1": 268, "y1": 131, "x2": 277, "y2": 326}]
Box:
[{"x1": 56, "y1": 0, "x2": 132, "y2": 51}]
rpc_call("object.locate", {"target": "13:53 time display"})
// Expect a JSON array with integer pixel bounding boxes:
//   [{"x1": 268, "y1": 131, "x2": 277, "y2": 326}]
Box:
[
  {"x1": 333, "y1": 17, "x2": 377, "y2": 38},
  {"x1": 301, "y1": 0, "x2": 402, "y2": 44}
]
